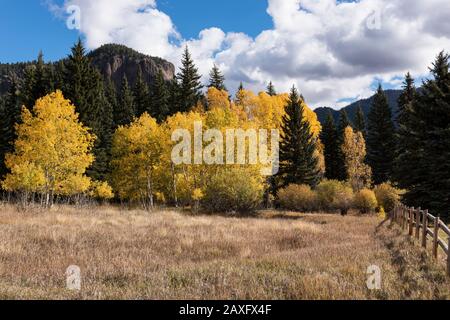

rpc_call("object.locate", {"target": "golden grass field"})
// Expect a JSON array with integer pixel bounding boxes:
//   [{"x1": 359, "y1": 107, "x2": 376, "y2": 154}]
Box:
[{"x1": 0, "y1": 203, "x2": 449, "y2": 300}]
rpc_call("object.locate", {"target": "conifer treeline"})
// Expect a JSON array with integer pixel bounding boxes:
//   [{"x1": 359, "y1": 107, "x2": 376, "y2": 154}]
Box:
[
  {"x1": 0, "y1": 41, "x2": 209, "y2": 182},
  {"x1": 319, "y1": 52, "x2": 450, "y2": 219},
  {"x1": 0, "y1": 41, "x2": 449, "y2": 218}
]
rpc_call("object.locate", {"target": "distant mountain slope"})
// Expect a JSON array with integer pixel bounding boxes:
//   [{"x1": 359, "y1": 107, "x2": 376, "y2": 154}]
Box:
[
  {"x1": 0, "y1": 44, "x2": 175, "y2": 95},
  {"x1": 88, "y1": 44, "x2": 175, "y2": 90},
  {"x1": 315, "y1": 89, "x2": 403, "y2": 125}
]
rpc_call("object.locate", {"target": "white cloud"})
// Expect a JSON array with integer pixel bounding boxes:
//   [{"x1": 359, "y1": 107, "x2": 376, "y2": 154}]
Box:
[{"x1": 51, "y1": 0, "x2": 450, "y2": 109}]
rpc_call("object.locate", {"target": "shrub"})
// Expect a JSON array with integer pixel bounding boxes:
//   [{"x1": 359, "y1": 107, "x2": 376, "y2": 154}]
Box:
[
  {"x1": 202, "y1": 168, "x2": 264, "y2": 214},
  {"x1": 374, "y1": 183, "x2": 402, "y2": 213},
  {"x1": 354, "y1": 189, "x2": 378, "y2": 214},
  {"x1": 333, "y1": 186, "x2": 354, "y2": 216},
  {"x1": 316, "y1": 180, "x2": 354, "y2": 214},
  {"x1": 89, "y1": 181, "x2": 114, "y2": 200},
  {"x1": 277, "y1": 184, "x2": 319, "y2": 212}
]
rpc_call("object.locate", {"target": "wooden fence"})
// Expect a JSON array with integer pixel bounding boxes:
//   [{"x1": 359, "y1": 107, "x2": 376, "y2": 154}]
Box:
[{"x1": 392, "y1": 204, "x2": 450, "y2": 276}]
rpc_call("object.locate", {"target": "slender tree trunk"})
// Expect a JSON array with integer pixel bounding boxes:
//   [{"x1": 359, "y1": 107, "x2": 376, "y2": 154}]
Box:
[
  {"x1": 171, "y1": 163, "x2": 178, "y2": 208},
  {"x1": 146, "y1": 169, "x2": 154, "y2": 212}
]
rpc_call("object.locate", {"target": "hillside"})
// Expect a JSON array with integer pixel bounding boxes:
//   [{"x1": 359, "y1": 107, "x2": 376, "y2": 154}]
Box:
[
  {"x1": 314, "y1": 89, "x2": 403, "y2": 125},
  {"x1": 88, "y1": 44, "x2": 175, "y2": 89},
  {"x1": 0, "y1": 44, "x2": 175, "y2": 95}
]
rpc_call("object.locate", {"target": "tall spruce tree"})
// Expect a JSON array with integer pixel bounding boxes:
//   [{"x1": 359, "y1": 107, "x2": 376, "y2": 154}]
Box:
[
  {"x1": 52, "y1": 60, "x2": 66, "y2": 91},
  {"x1": 0, "y1": 79, "x2": 22, "y2": 178},
  {"x1": 151, "y1": 69, "x2": 169, "y2": 122},
  {"x1": 401, "y1": 52, "x2": 450, "y2": 218},
  {"x1": 208, "y1": 64, "x2": 226, "y2": 91},
  {"x1": 115, "y1": 75, "x2": 135, "y2": 127},
  {"x1": 321, "y1": 112, "x2": 340, "y2": 180},
  {"x1": 134, "y1": 67, "x2": 150, "y2": 117},
  {"x1": 277, "y1": 86, "x2": 320, "y2": 189},
  {"x1": 354, "y1": 105, "x2": 367, "y2": 136},
  {"x1": 336, "y1": 109, "x2": 352, "y2": 181},
  {"x1": 63, "y1": 40, "x2": 92, "y2": 125},
  {"x1": 266, "y1": 81, "x2": 277, "y2": 96},
  {"x1": 177, "y1": 47, "x2": 203, "y2": 112},
  {"x1": 105, "y1": 77, "x2": 118, "y2": 127},
  {"x1": 167, "y1": 79, "x2": 180, "y2": 117},
  {"x1": 20, "y1": 65, "x2": 36, "y2": 109},
  {"x1": 20, "y1": 52, "x2": 53, "y2": 109},
  {"x1": 63, "y1": 39, "x2": 113, "y2": 180},
  {"x1": 366, "y1": 84, "x2": 396, "y2": 185},
  {"x1": 33, "y1": 51, "x2": 52, "y2": 100},
  {"x1": 393, "y1": 73, "x2": 417, "y2": 188}
]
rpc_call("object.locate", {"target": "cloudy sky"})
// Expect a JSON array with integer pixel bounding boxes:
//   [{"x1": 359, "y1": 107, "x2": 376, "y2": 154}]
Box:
[{"x1": 1, "y1": 0, "x2": 450, "y2": 109}]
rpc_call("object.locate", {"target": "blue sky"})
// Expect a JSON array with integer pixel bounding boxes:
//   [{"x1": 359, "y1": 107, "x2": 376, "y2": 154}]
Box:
[
  {"x1": 0, "y1": 0, "x2": 447, "y2": 109},
  {"x1": 0, "y1": 0, "x2": 272, "y2": 63}
]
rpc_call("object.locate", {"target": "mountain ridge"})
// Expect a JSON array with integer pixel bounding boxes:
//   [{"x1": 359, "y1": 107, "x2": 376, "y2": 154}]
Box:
[
  {"x1": 0, "y1": 44, "x2": 175, "y2": 95},
  {"x1": 314, "y1": 89, "x2": 403, "y2": 125}
]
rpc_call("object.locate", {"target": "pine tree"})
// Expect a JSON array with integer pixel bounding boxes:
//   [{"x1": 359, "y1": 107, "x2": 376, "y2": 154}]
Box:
[
  {"x1": 336, "y1": 109, "x2": 352, "y2": 181},
  {"x1": 53, "y1": 60, "x2": 66, "y2": 91},
  {"x1": 33, "y1": 51, "x2": 51, "y2": 100},
  {"x1": 366, "y1": 84, "x2": 396, "y2": 185},
  {"x1": 393, "y1": 73, "x2": 417, "y2": 189},
  {"x1": 20, "y1": 65, "x2": 36, "y2": 109},
  {"x1": 277, "y1": 86, "x2": 320, "y2": 189},
  {"x1": 208, "y1": 64, "x2": 226, "y2": 91},
  {"x1": 320, "y1": 112, "x2": 340, "y2": 180},
  {"x1": 177, "y1": 47, "x2": 203, "y2": 112},
  {"x1": 63, "y1": 39, "x2": 91, "y2": 125},
  {"x1": 63, "y1": 39, "x2": 113, "y2": 181},
  {"x1": 401, "y1": 52, "x2": 450, "y2": 218},
  {"x1": 266, "y1": 81, "x2": 277, "y2": 96},
  {"x1": 354, "y1": 105, "x2": 366, "y2": 136},
  {"x1": 0, "y1": 79, "x2": 22, "y2": 178},
  {"x1": 115, "y1": 75, "x2": 135, "y2": 127},
  {"x1": 134, "y1": 67, "x2": 150, "y2": 117},
  {"x1": 235, "y1": 82, "x2": 245, "y2": 106},
  {"x1": 150, "y1": 69, "x2": 169, "y2": 122},
  {"x1": 167, "y1": 79, "x2": 180, "y2": 117},
  {"x1": 105, "y1": 77, "x2": 118, "y2": 127}
]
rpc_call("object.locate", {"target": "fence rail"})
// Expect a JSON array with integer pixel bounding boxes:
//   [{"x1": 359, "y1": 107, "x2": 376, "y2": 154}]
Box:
[{"x1": 392, "y1": 204, "x2": 450, "y2": 276}]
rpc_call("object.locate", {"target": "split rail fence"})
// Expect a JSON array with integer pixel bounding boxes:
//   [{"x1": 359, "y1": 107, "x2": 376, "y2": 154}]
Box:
[{"x1": 392, "y1": 204, "x2": 450, "y2": 276}]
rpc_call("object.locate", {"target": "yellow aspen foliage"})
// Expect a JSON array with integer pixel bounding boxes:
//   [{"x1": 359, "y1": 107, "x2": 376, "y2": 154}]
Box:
[
  {"x1": 89, "y1": 181, "x2": 114, "y2": 200},
  {"x1": 342, "y1": 126, "x2": 372, "y2": 191},
  {"x1": 234, "y1": 90, "x2": 324, "y2": 174},
  {"x1": 207, "y1": 87, "x2": 231, "y2": 110},
  {"x1": 111, "y1": 113, "x2": 165, "y2": 210},
  {"x1": 2, "y1": 90, "x2": 96, "y2": 206},
  {"x1": 2, "y1": 162, "x2": 45, "y2": 194}
]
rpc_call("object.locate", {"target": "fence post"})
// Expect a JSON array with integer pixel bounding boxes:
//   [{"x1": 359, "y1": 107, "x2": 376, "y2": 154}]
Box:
[
  {"x1": 403, "y1": 207, "x2": 407, "y2": 230},
  {"x1": 409, "y1": 207, "x2": 414, "y2": 236},
  {"x1": 422, "y1": 210, "x2": 428, "y2": 248},
  {"x1": 447, "y1": 236, "x2": 450, "y2": 277},
  {"x1": 433, "y1": 216, "x2": 439, "y2": 259},
  {"x1": 415, "y1": 208, "x2": 421, "y2": 240}
]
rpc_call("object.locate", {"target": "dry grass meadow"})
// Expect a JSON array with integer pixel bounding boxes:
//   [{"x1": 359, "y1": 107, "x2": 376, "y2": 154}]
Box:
[{"x1": 0, "y1": 203, "x2": 449, "y2": 300}]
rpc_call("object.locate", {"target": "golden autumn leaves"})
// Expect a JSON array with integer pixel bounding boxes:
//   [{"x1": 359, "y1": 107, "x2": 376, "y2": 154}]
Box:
[
  {"x1": 2, "y1": 87, "x2": 323, "y2": 210},
  {"x1": 2, "y1": 91, "x2": 112, "y2": 207}
]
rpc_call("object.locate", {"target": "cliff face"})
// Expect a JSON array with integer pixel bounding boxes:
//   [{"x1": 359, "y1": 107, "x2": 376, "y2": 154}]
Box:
[
  {"x1": 0, "y1": 44, "x2": 175, "y2": 95},
  {"x1": 88, "y1": 44, "x2": 175, "y2": 88}
]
